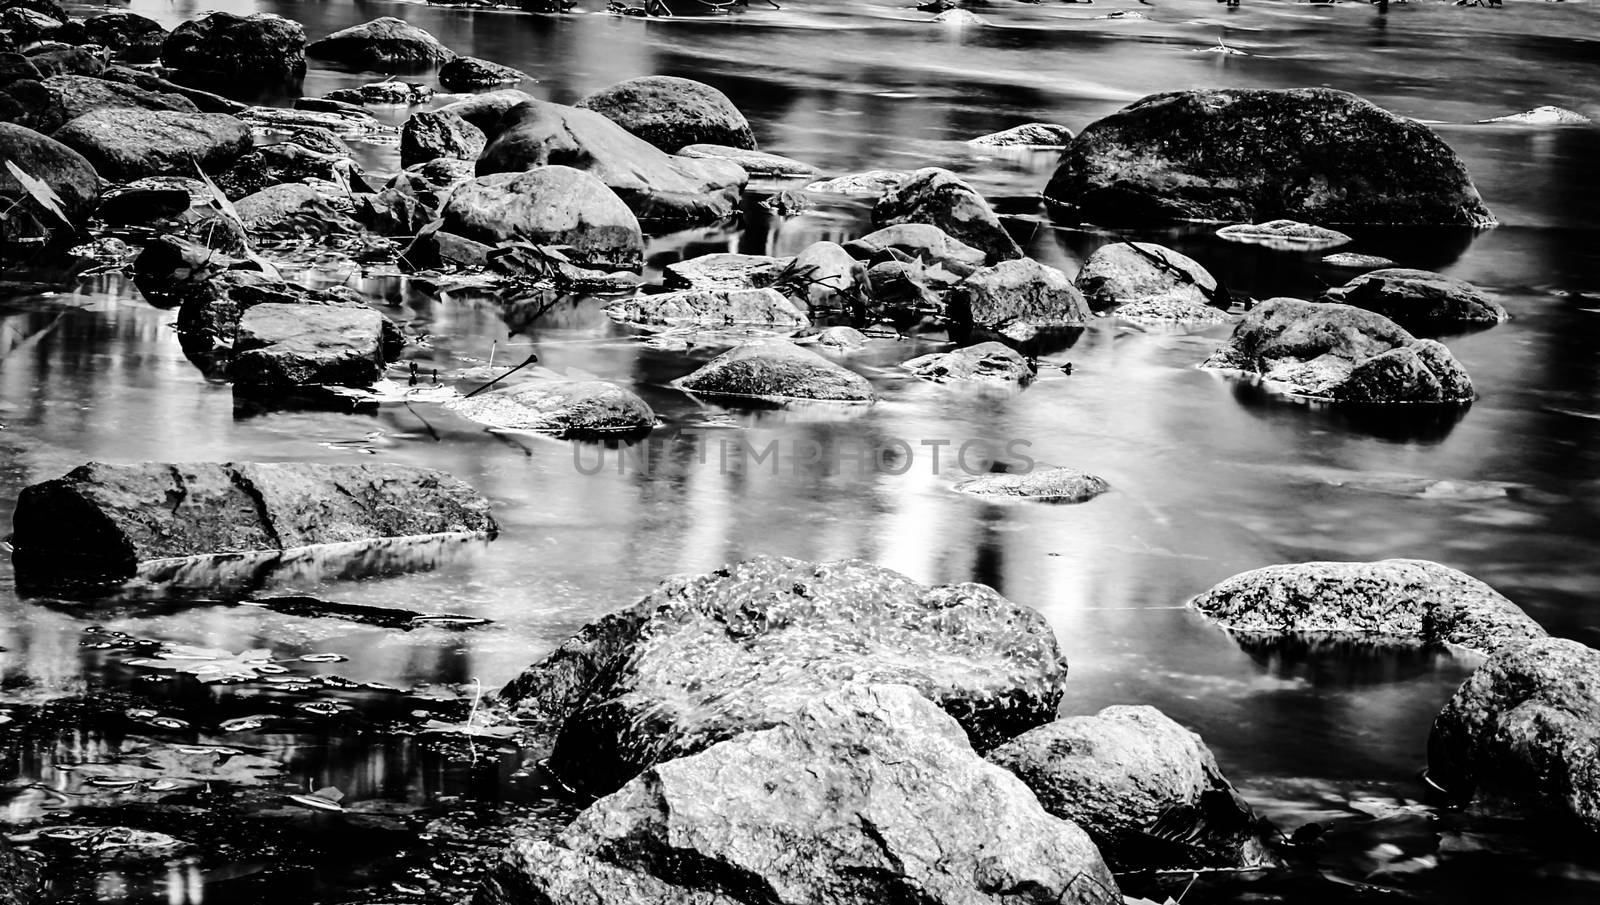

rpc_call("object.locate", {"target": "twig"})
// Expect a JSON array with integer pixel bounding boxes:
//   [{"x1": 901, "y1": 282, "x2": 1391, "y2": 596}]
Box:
[{"x1": 463, "y1": 352, "x2": 538, "y2": 399}]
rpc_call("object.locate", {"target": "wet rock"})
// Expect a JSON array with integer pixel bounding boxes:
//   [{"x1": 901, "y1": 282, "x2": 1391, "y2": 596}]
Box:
[
  {"x1": 950, "y1": 258, "x2": 1090, "y2": 331},
  {"x1": 437, "y1": 55, "x2": 526, "y2": 90},
  {"x1": 969, "y1": 122, "x2": 1073, "y2": 147},
  {"x1": 175, "y1": 273, "x2": 398, "y2": 356},
  {"x1": 0, "y1": 51, "x2": 40, "y2": 87},
  {"x1": 325, "y1": 79, "x2": 432, "y2": 106},
  {"x1": 1045, "y1": 88, "x2": 1495, "y2": 226},
  {"x1": 953, "y1": 468, "x2": 1109, "y2": 503},
  {"x1": 81, "y1": 13, "x2": 167, "y2": 63},
  {"x1": 10, "y1": 461, "x2": 496, "y2": 579},
  {"x1": 0, "y1": 7, "x2": 62, "y2": 45},
  {"x1": 22, "y1": 44, "x2": 107, "y2": 78},
  {"x1": 306, "y1": 17, "x2": 454, "y2": 70},
  {"x1": 989, "y1": 705, "x2": 1275, "y2": 870},
  {"x1": 52, "y1": 108, "x2": 251, "y2": 181},
  {"x1": 933, "y1": 9, "x2": 986, "y2": 25},
  {"x1": 47, "y1": 72, "x2": 195, "y2": 119},
  {"x1": 606, "y1": 287, "x2": 808, "y2": 331},
  {"x1": 673, "y1": 338, "x2": 874, "y2": 402},
  {"x1": 1334, "y1": 338, "x2": 1476, "y2": 404},
  {"x1": 478, "y1": 99, "x2": 747, "y2": 226},
  {"x1": 0, "y1": 120, "x2": 98, "y2": 230},
  {"x1": 98, "y1": 65, "x2": 246, "y2": 115},
  {"x1": 0, "y1": 77, "x2": 52, "y2": 132},
  {"x1": 212, "y1": 142, "x2": 353, "y2": 201},
  {"x1": 1428, "y1": 637, "x2": 1600, "y2": 830},
  {"x1": 0, "y1": 834, "x2": 39, "y2": 905},
  {"x1": 1114, "y1": 293, "x2": 1231, "y2": 324},
  {"x1": 400, "y1": 109, "x2": 485, "y2": 167},
  {"x1": 903, "y1": 341, "x2": 1035, "y2": 384},
  {"x1": 398, "y1": 228, "x2": 489, "y2": 271},
  {"x1": 131, "y1": 235, "x2": 244, "y2": 307},
  {"x1": 1480, "y1": 105, "x2": 1592, "y2": 125},
  {"x1": 789, "y1": 240, "x2": 867, "y2": 311},
  {"x1": 804, "y1": 169, "x2": 907, "y2": 195},
  {"x1": 867, "y1": 260, "x2": 946, "y2": 314},
  {"x1": 1216, "y1": 219, "x2": 1352, "y2": 251},
  {"x1": 478, "y1": 684, "x2": 1117, "y2": 905},
  {"x1": 814, "y1": 325, "x2": 868, "y2": 350},
  {"x1": 1190, "y1": 559, "x2": 1544, "y2": 656},
  {"x1": 496, "y1": 555, "x2": 1070, "y2": 794},
  {"x1": 230, "y1": 302, "x2": 391, "y2": 387},
  {"x1": 232, "y1": 183, "x2": 351, "y2": 234},
  {"x1": 436, "y1": 88, "x2": 537, "y2": 135},
  {"x1": 1074, "y1": 241, "x2": 1219, "y2": 313},
  {"x1": 577, "y1": 75, "x2": 755, "y2": 153},
  {"x1": 846, "y1": 222, "x2": 987, "y2": 276},
  {"x1": 447, "y1": 380, "x2": 655, "y2": 437},
  {"x1": 874, "y1": 167, "x2": 1023, "y2": 263},
  {"x1": 160, "y1": 12, "x2": 306, "y2": 84},
  {"x1": 1322, "y1": 252, "x2": 1398, "y2": 269},
  {"x1": 1317, "y1": 268, "x2": 1506, "y2": 331},
  {"x1": 676, "y1": 143, "x2": 817, "y2": 177},
  {"x1": 662, "y1": 252, "x2": 789, "y2": 290},
  {"x1": 441, "y1": 165, "x2": 644, "y2": 271}
]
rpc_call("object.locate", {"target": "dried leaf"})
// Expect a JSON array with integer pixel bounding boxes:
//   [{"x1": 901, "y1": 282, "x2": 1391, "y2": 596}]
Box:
[{"x1": 5, "y1": 159, "x2": 70, "y2": 226}]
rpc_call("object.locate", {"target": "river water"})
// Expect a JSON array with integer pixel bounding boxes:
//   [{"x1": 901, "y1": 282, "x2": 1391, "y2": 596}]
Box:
[{"x1": 2, "y1": 1, "x2": 1598, "y2": 902}]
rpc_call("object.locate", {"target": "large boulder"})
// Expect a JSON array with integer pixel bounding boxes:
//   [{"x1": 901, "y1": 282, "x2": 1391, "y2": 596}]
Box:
[
  {"x1": 440, "y1": 165, "x2": 644, "y2": 271},
  {"x1": 1043, "y1": 88, "x2": 1495, "y2": 227},
  {"x1": 400, "y1": 109, "x2": 484, "y2": 167},
  {"x1": 673, "y1": 338, "x2": 874, "y2": 402},
  {"x1": 9, "y1": 461, "x2": 496, "y2": 580},
  {"x1": 1428, "y1": 637, "x2": 1600, "y2": 831},
  {"x1": 606, "y1": 287, "x2": 809, "y2": 331},
  {"x1": 902, "y1": 341, "x2": 1035, "y2": 384},
  {"x1": 0, "y1": 121, "x2": 98, "y2": 230},
  {"x1": 873, "y1": 167, "x2": 1022, "y2": 264},
  {"x1": 160, "y1": 12, "x2": 306, "y2": 83},
  {"x1": 1189, "y1": 559, "x2": 1545, "y2": 656},
  {"x1": 989, "y1": 706, "x2": 1275, "y2": 870},
  {"x1": 950, "y1": 258, "x2": 1091, "y2": 331},
  {"x1": 51, "y1": 108, "x2": 251, "y2": 181},
  {"x1": 81, "y1": 13, "x2": 168, "y2": 63},
  {"x1": 1074, "y1": 241, "x2": 1220, "y2": 313},
  {"x1": 229, "y1": 302, "x2": 391, "y2": 388},
  {"x1": 577, "y1": 75, "x2": 756, "y2": 153},
  {"x1": 306, "y1": 18, "x2": 453, "y2": 70},
  {"x1": 477, "y1": 685, "x2": 1118, "y2": 905},
  {"x1": 1317, "y1": 268, "x2": 1507, "y2": 332},
  {"x1": 1200, "y1": 297, "x2": 1475, "y2": 402},
  {"x1": 495, "y1": 556, "x2": 1069, "y2": 794},
  {"x1": 43, "y1": 74, "x2": 197, "y2": 124},
  {"x1": 435, "y1": 88, "x2": 537, "y2": 135},
  {"x1": 478, "y1": 99, "x2": 747, "y2": 226},
  {"x1": 447, "y1": 380, "x2": 655, "y2": 437}
]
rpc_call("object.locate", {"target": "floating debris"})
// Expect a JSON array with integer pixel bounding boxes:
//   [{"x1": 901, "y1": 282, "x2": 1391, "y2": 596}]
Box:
[
  {"x1": 125, "y1": 645, "x2": 284, "y2": 684},
  {"x1": 219, "y1": 715, "x2": 275, "y2": 733},
  {"x1": 300, "y1": 653, "x2": 348, "y2": 663},
  {"x1": 287, "y1": 793, "x2": 346, "y2": 813},
  {"x1": 145, "y1": 716, "x2": 192, "y2": 731}
]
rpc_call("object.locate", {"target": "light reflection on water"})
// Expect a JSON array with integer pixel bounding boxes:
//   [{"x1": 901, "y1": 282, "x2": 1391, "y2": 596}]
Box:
[{"x1": 2, "y1": 0, "x2": 1598, "y2": 901}]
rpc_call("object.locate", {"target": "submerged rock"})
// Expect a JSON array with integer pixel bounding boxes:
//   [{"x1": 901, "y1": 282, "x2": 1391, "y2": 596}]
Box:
[
  {"x1": 1044, "y1": 88, "x2": 1495, "y2": 227},
  {"x1": 989, "y1": 705, "x2": 1275, "y2": 870},
  {"x1": 1216, "y1": 219, "x2": 1352, "y2": 250},
  {"x1": 495, "y1": 556, "x2": 1071, "y2": 795},
  {"x1": 1317, "y1": 268, "x2": 1507, "y2": 331},
  {"x1": 950, "y1": 258, "x2": 1091, "y2": 331},
  {"x1": 953, "y1": 468, "x2": 1109, "y2": 503},
  {"x1": 1428, "y1": 637, "x2": 1600, "y2": 831},
  {"x1": 478, "y1": 684, "x2": 1117, "y2": 905},
  {"x1": 662, "y1": 252, "x2": 789, "y2": 290},
  {"x1": 306, "y1": 17, "x2": 453, "y2": 70},
  {"x1": 441, "y1": 166, "x2": 644, "y2": 271},
  {"x1": 577, "y1": 75, "x2": 755, "y2": 153},
  {"x1": 1190, "y1": 559, "x2": 1545, "y2": 656},
  {"x1": 874, "y1": 167, "x2": 1023, "y2": 263},
  {"x1": 448, "y1": 380, "x2": 655, "y2": 437},
  {"x1": 1074, "y1": 241, "x2": 1219, "y2": 313},
  {"x1": 10, "y1": 461, "x2": 496, "y2": 579},
  {"x1": 903, "y1": 341, "x2": 1035, "y2": 384},
  {"x1": 969, "y1": 122, "x2": 1073, "y2": 147},
  {"x1": 160, "y1": 12, "x2": 306, "y2": 83},
  {"x1": 677, "y1": 143, "x2": 817, "y2": 177},
  {"x1": 606, "y1": 287, "x2": 808, "y2": 331},
  {"x1": 673, "y1": 338, "x2": 874, "y2": 402},
  {"x1": 52, "y1": 108, "x2": 251, "y2": 180},
  {"x1": 1479, "y1": 105, "x2": 1592, "y2": 125}
]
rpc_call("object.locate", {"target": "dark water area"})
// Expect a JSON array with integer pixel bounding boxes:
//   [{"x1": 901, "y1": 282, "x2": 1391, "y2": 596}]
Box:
[{"x1": 2, "y1": 0, "x2": 1599, "y2": 902}]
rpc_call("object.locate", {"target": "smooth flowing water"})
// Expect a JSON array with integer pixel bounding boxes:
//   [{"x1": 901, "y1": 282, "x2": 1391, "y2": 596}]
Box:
[{"x1": 2, "y1": 1, "x2": 1599, "y2": 902}]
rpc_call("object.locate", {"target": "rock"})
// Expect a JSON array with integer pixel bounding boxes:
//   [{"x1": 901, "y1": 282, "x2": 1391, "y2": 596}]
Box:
[
  {"x1": 477, "y1": 684, "x2": 1117, "y2": 905},
  {"x1": 813, "y1": 325, "x2": 868, "y2": 350},
  {"x1": 10, "y1": 461, "x2": 495, "y2": 580},
  {"x1": 97, "y1": 181, "x2": 192, "y2": 225},
  {"x1": 23, "y1": 45, "x2": 107, "y2": 78},
  {"x1": 98, "y1": 65, "x2": 246, "y2": 115},
  {"x1": 577, "y1": 75, "x2": 755, "y2": 153},
  {"x1": 989, "y1": 705, "x2": 1274, "y2": 870},
  {"x1": 495, "y1": 555, "x2": 1071, "y2": 794},
  {"x1": 231, "y1": 183, "x2": 347, "y2": 234},
  {"x1": 662, "y1": 252, "x2": 789, "y2": 290},
  {"x1": 447, "y1": 380, "x2": 655, "y2": 437},
  {"x1": 436, "y1": 88, "x2": 537, "y2": 135},
  {"x1": 0, "y1": 51, "x2": 40, "y2": 87},
  {"x1": 867, "y1": 261, "x2": 945, "y2": 315},
  {"x1": 1333, "y1": 338, "x2": 1476, "y2": 404},
  {"x1": 951, "y1": 258, "x2": 1090, "y2": 331},
  {"x1": 789, "y1": 240, "x2": 867, "y2": 311},
  {"x1": 52, "y1": 108, "x2": 251, "y2": 181},
  {"x1": 1317, "y1": 268, "x2": 1506, "y2": 331},
  {"x1": 160, "y1": 12, "x2": 306, "y2": 83},
  {"x1": 306, "y1": 17, "x2": 453, "y2": 70},
  {"x1": 0, "y1": 7, "x2": 62, "y2": 45},
  {"x1": 953, "y1": 468, "x2": 1109, "y2": 503},
  {"x1": 230, "y1": 303, "x2": 391, "y2": 388},
  {"x1": 81, "y1": 13, "x2": 167, "y2": 63},
  {"x1": 212, "y1": 142, "x2": 353, "y2": 201},
  {"x1": 42, "y1": 73, "x2": 196, "y2": 125},
  {"x1": 1216, "y1": 219, "x2": 1352, "y2": 251},
  {"x1": 673, "y1": 339, "x2": 874, "y2": 402},
  {"x1": 903, "y1": 341, "x2": 1035, "y2": 384},
  {"x1": 1480, "y1": 105, "x2": 1592, "y2": 125},
  {"x1": 933, "y1": 9, "x2": 987, "y2": 25},
  {"x1": 400, "y1": 109, "x2": 485, "y2": 167},
  {"x1": 478, "y1": 99, "x2": 747, "y2": 226},
  {"x1": 1074, "y1": 241, "x2": 1219, "y2": 313},
  {"x1": 0, "y1": 121, "x2": 98, "y2": 230},
  {"x1": 1190, "y1": 559, "x2": 1544, "y2": 656},
  {"x1": 677, "y1": 143, "x2": 818, "y2": 177},
  {"x1": 1322, "y1": 252, "x2": 1398, "y2": 269},
  {"x1": 174, "y1": 273, "x2": 398, "y2": 356},
  {"x1": 132, "y1": 235, "x2": 243, "y2": 307},
  {"x1": 1114, "y1": 294, "x2": 1232, "y2": 324},
  {"x1": 804, "y1": 169, "x2": 907, "y2": 196},
  {"x1": 606, "y1": 287, "x2": 808, "y2": 331},
  {"x1": 0, "y1": 836, "x2": 38, "y2": 905},
  {"x1": 324, "y1": 79, "x2": 432, "y2": 106},
  {"x1": 0, "y1": 77, "x2": 53, "y2": 132},
  {"x1": 1044, "y1": 88, "x2": 1495, "y2": 227},
  {"x1": 1428, "y1": 637, "x2": 1600, "y2": 830},
  {"x1": 874, "y1": 167, "x2": 1023, "y2": 263},
  {"x1": 440, "y1": 166, "x2": 644, "y2": 271},
  {"x1": 846, "y1": 223, "x2": 987, "y2": 276},
  {"x1": 969, "y1": 122, "x2": 1073, "y2": 147},
  {"x1": 437, "y1": 55, "x2": 526, "y2": 90}
]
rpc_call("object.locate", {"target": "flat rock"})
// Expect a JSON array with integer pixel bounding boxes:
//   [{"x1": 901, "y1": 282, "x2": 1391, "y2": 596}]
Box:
[
  {"x1": 606, "y1": 287, "x2": 808, "y2": 330},
  {"x1": 1216, "y1": 219, "x2": 1352, "y2": 251},
  {"x1": 441, "y1": 165, "x2": 644, "y2": 271},
  {"x1": 447, "y1": 380, "x2": 654, "y2": 437},
  {"x1": 951, "y1": 258, "x2": 1091, "y2": 330},
  {"x1": 662, "y1": 252, "x2": 789, "y2": 290},
  {"x1": 437, "y1": 55, "x2": 526, "y2": 90},
  {"x1": 874, "y1": 167, "x2": 1023, "y2": 263},
  {"x1": 230, "y1": 302, "x2": 389, "y2": 388},
  {"x1": 577, "y1": 75, "x2": 755, "y2": 153},
  {"x1": 804, "y1": 169, "x2": 907, "y2": 195},
  {"x1": 1074, "y1": 241, "x2": 1219, "y2": 312},
  {"x1": 435, "y1": 88, "x2": 537, "y2": 135},
  {"x1": 903, "y1": 341, "x2": 1035, "y2": 384},
  {"x1": 1317, "y1": 267, "x2": 1506, "y2": 331},
  {"x1": 846, "y1": 222, "x2": 987, "y2": 276},
  {"x1": 52, "y1": 108, "x2": 251, "y2": 181},
  {"x1": 673, "y1": 338, "x2": 874, "y2": 402},
  {"x1": 1322, "y1": 252, "x2": 1398, "y2": 269},
  {"x1": 677, "y1": 143, "x2": 818, "y2": 177},
  {"x1": 1190, "y1": 559, "x2": 1545, "y2": 656},
  {"x1": 953, "y1": 468, "x2": 1109, "y2": 503},
  {"x1": 306, "y1": 17, "x2": 454, "y2": 70},
  {"x1": 969, "y1": 122, "x2": 1073, "y2": 147},
  {"x1": 1480, "y1": 105, "x2": 1591, "y2": 125}
]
